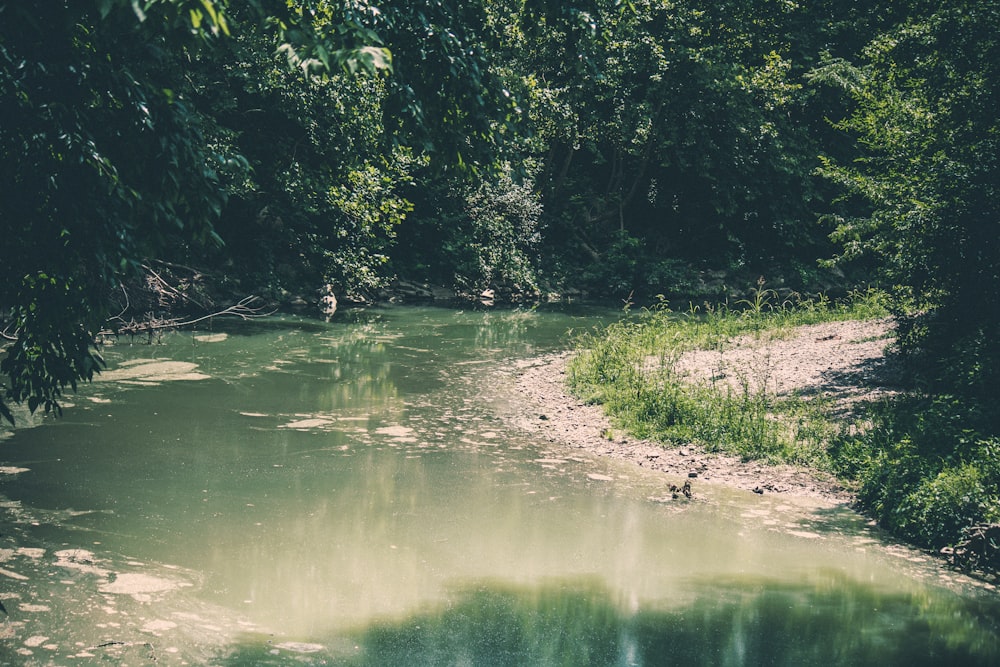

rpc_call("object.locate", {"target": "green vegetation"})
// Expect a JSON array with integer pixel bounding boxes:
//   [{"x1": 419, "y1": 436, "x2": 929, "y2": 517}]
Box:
[
  {"x1": 568, "y1": 288, "x2": 889, "y2": 468},
  {"x1": 833, "y1": 395, "x2": 1000, "y2": 557},
  {"x1": 811, "y1": 0, "x2": 1000, "y2": 403},
  {"x1": 568, "y1": 288, "x2": 1000, "y2": 561}
]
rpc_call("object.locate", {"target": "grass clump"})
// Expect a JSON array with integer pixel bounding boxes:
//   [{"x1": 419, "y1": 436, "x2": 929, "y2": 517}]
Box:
[{"x1": 567, "y1": 286, "x2": 888, "y2": 468}]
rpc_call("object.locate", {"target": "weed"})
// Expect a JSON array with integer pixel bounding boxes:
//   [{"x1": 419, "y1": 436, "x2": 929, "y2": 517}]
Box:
[{"x1": 567, "y1": 289, "x2": 884, "y2": 468}]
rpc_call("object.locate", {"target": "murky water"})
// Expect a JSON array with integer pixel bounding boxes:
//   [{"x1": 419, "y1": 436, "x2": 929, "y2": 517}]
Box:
[{"x1": 1, "y1": 305, "x2": 998, "y2": 665}]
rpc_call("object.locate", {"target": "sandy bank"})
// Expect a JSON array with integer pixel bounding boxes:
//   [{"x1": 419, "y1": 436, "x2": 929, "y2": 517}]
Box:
[{"x1": 504, "y1": 319, "x2": 896, "y2": 504}]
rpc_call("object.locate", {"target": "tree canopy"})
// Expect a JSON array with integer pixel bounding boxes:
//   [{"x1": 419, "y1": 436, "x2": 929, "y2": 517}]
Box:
[
  {"x1": 0, "y1": 0, "x2": 508, "y2": 421},
  {"x1": 813, "y1": 1, "x2": 1000, "y2": 397}
]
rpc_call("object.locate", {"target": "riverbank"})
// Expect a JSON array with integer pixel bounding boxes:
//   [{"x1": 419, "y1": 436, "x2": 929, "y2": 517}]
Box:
[{"x1": 506, "y1": 318, "x2": 897, "y2": 504}]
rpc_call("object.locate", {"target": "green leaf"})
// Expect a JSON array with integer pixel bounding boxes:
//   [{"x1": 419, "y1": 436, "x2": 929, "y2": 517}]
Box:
[{"x1": 357, "y1": 46, "x2": 392, "y2": 72}]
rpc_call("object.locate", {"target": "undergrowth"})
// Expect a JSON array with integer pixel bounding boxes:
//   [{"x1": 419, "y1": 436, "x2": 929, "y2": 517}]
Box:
[{"x1": 831, "y1": 395, "x2": 1000, "y2": 554}]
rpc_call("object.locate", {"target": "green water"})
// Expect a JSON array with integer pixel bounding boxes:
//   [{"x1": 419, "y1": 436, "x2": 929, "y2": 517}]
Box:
[{"x1": 0, "y1": 305, "x2": 997, "y2": 665}]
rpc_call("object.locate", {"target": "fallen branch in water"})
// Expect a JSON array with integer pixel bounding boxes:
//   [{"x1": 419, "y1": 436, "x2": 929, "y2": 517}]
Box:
[{"x1": 100, "y1": 296, "x2": 275, "y2": 341}]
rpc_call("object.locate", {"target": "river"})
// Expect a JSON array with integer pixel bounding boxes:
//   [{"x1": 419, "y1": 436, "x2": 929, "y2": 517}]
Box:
[{"x1": 0, "y1": 305, "x2": 998, "y2": 665}]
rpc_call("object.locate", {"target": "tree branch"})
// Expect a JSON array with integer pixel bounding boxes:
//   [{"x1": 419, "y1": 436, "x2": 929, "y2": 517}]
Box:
[{"x1": 100, "y1": 296, "x2": 274, "y2": 337}]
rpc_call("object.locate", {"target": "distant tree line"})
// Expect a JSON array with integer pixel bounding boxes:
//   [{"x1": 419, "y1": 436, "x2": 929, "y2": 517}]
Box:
[{"x1": 2, "y1": 0, "x2": 998, "y2": 420}]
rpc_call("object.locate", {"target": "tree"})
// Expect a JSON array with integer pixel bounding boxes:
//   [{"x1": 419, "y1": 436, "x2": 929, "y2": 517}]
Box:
[
  {"x1": 184, "y1": 9, "x2": 417, "y2": 299},
  {"x1": 1, "y1": 0, "x2": 511, "y2": 422},
  {"x1": 0, "y1": 1, "x2": 232, "y2": 422},
  {"x1": 198, "y1": 1, "x2": 519, "y2": 298},
  {"x1": 481, "y1": 0, "x2": 855, "y2": 298},
  {"x1": 813, "y1": 0, "x2": 1000, "y2": 397}
]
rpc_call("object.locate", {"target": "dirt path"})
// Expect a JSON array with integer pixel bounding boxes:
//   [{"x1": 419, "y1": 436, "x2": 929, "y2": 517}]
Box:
[{"x1": 504, "y1": 319, "x2": 896, "y2": 504}]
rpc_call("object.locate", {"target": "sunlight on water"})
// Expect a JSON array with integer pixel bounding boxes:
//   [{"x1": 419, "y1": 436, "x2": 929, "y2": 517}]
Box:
[{"x1": 0, "y1": 306, "x2": 998, "y2": 665}]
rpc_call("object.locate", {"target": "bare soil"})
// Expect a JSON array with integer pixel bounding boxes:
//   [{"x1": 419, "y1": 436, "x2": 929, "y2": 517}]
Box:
[{"x1": 505, "y1": 319, "x2": 897, "y2": 504}]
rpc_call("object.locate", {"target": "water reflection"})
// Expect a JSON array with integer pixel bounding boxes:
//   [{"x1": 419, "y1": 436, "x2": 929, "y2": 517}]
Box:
[{"x1": 214, "y1": 574, "x2": 1000, "y2": 666}]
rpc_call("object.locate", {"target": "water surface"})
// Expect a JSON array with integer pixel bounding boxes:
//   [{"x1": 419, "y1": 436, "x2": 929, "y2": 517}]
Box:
[{"x1": 0, "y1": 305, "x2": 997, "y2": 665}]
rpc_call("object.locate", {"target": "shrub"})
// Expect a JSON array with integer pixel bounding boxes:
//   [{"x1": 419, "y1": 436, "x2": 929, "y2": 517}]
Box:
[
  {"x1": 902, "y1": 464, "x2": 994, "y2": 550},
  {"x1": 841, "y1": 396, "x2": 1000, "y2": 551}
]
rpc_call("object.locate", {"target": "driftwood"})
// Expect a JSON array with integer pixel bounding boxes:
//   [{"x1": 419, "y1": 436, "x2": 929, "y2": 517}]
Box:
[
  {"x1": 96, "y1": 263, "x2": 274, "y2": 342},
  {"x1": 940, "y1": 523, "x2": 1000, "y2": 574},
  {"x1": 99, "y1": 295, "x2": 273, "y2": 342},
  {"x1": 1, "y1": 265, "x2": 274, "y2": 346}
]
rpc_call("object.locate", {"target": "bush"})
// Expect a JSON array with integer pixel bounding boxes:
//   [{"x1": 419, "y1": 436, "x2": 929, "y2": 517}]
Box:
[
  {"x1": 839, "y1": 395, "x2": 1000, "y2": 552},
  {"x1": 392, "y1": 169, "x2": 542, "y2": 296},
  {"x1": 902, "y1": 464, "x2": 995, "y2": 550}
]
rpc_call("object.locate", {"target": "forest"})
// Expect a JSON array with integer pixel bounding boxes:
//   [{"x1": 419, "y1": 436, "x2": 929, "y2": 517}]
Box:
[{"x1": 1, "y1": 2, "x2": 999, "y2": 557}]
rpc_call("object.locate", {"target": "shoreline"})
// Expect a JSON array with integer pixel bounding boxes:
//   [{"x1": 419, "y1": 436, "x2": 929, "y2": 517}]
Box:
[
  {"x1": 506, "y1": 352, "x2": 854, "y2": 504},
  {"x1": 503, "y1": 318, "x2": 898, "y2": 505}
]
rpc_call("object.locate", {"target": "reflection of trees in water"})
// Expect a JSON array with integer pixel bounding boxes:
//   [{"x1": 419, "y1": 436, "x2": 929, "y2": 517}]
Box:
[
  {"x1": 217, "y1": 574, "x2": 1000, "y2": 666},
  {"x1": 209, "y1": 449, "x2": 434, "y2": 629},
  {"x1": 313, "y1": 357, "x2": 399, "y2": 417},
  {"x1": 472, "y1": 309, "x2": 537, "y2": 354},
  {"x1": 260, "y1": 329, "x2": 403, "y2": 420}
]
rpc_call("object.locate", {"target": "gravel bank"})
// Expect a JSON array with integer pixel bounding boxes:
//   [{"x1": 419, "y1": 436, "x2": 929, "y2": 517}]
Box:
[{"x1": 504, "y1": 319, "x2": 896, "y2": 504}]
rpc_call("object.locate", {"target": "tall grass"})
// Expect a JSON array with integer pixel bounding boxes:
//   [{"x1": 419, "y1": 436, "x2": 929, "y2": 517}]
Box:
[{"x1": 567, "y1": 287, "x2": 888, "y2": 468}]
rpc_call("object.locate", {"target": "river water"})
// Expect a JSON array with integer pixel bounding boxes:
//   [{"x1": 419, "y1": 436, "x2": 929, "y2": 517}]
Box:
[{"x1": 0, "y1": 305, "x2": 998, "y2": 665}]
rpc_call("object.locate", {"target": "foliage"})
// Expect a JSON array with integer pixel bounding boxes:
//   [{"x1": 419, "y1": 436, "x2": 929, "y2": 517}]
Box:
[
  {"x1": 800, "y1": 0, "x2": 1000, "y2": 555},
  {"x1": 186, "y1": 14, "x2": 418, "y2": 297},
  {"x1": 0, "y1": 1, "x2": 229, "y2": 421},
  {"x1": 451, "y1": 170, "x2": 543, "y2": 295},
  {"x1": 0, "y1": 0, "x2": 517, "y2": 421},
  {"x1": 488, "y1": 0, "x2": 862, "y2": 298},
  {"x1": 361, "y1": 0, "x2": 520, "y2": 172},
  {"x1": 393, "y1": 167, "x2": 542, "y2": 296},
  {"x1": 831, "y1": 395, "x2": 1000, "y2": 551},
  {"x1": 811, "y1": 1, "x2": 1000, "y2": 399}
]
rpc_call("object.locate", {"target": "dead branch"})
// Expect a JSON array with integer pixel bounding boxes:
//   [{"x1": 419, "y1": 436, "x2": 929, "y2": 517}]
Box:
[
  {"x1": 167, "y1": 296, "x2": 274, "y2": 328},
  {"x1": 148, "y1": 258, "x2": 204, "y2": 275},
  {"x1": 141, "y1": 263, "x2": 207, "y2": 310},
  {"x1": 111, "y1": 283, "x2": 130, "y2": 321},
  {"x1": 100, "y1": 296, "x2": 275, "y2": 338}
]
